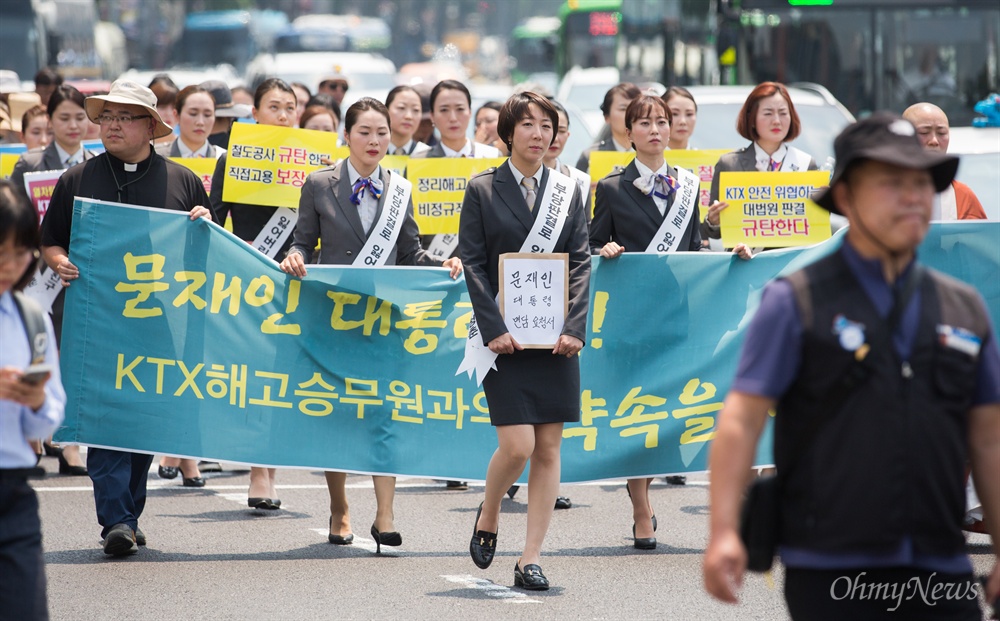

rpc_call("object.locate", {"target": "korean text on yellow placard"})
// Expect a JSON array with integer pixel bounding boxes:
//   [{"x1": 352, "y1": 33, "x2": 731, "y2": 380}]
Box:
[
  {"x1": 222, "y1": 123, "x2": 338, "y2": 208},
  {"x1": 719, "y1": 170, "x2": 832, "y2": 248},
  {"x1": 406, "y1": 157, "x2": 505, "y2": 235}
]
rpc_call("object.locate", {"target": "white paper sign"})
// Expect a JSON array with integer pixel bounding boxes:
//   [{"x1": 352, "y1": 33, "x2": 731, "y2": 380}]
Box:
[{"x1": 498, "y1": 253, "x2": 569, "y2": 348}]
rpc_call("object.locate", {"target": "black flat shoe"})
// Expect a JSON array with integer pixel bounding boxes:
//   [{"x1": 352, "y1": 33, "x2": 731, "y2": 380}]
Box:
[
  {"x1": 514, "y1": 562, "x2": 549, "y2": 590},
  {"x1": 632, "y1": 523, "x2": 657, "y2": 550},
  {"x1": 58, "y1": 453, "x2": 88, "y2": 476},
  {"x1": 469, "y1": 501, "x2": 497, "y2": 569},
  {"x1": 248, "y1": 497, "x2": 280, "y2": 510},
  {"x1": 554, "y1": 496, "x2": 571, "y2": 510},
  {"x1": 328, "y1": 516, "x2": 353, "y2": 545},
  {"x1": 370, "y1": 524, "x2": 402, "y2": 554},
  {"x1": 158, "y1": 465, "x2": 178, "y2": 479},
  {"x1": 182, "y1": 476, "x2": 205, "y2": 488},
  {"x1": 665, "y1": 475, "x2": 687, "y2": 485}
]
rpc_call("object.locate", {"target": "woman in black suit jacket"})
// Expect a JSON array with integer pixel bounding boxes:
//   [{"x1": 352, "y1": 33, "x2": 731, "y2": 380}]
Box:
[
  {"x1": 703, "y1": 82, "x2": 818, "y2": 241},
  {"x1": 10, "y1": 86, "x2": 96, "y2": 196},
  {"x1": 462, "y1": 92, "x2": 590, "y2": 590},
  {"x1": 281, "y1": 98, "x2": 461, "y2": 553}
]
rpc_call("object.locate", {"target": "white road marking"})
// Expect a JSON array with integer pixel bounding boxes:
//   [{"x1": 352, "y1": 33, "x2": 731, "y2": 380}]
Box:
[{"x1": 441, "y1": 574, "x2": 542, "y2": 603}]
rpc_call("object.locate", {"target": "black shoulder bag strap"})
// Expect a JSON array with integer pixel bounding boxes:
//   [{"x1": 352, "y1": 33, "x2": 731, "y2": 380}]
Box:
[{"x1": 12, "y1": 290, "x2": 49, "y2": 365}]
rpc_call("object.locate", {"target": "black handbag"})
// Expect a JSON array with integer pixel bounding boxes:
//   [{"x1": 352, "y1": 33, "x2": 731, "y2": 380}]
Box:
[
  {"x1": 737, "y1": 264, "x2": 922, "y2": 572},
  {"x1": 740, "y1": 474, "x2": 780, "y2": 572}
]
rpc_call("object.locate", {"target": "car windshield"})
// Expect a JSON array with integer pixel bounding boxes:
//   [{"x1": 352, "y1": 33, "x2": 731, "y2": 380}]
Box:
[
  {"x1": 692, "y1": 103, "x2": 850, "y2": 165},
  {"x1": 566, "y1": 84, "x2": 615, "y2": 113},
  {"x1": 955, "y1": 152, "x2": 1000, "y2": 221}
]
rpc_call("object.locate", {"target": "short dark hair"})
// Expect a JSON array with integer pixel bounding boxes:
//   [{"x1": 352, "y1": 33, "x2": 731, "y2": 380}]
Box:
[
  {"x1": 475, "y1": 101, "x2": 502, "y2": 121},
  {"x1": 344, "y1": 97, "x2": 390, "y2": 134},
  {"x1": 174, "y1": 85, "x2": 214, "y2": 114},
  {"x1": 306, "y1": 93, "x2": 341, "y2": 123},
  {"x1": 625, "y1": 95, "x2": 672, "y2": 131},
  {"x1": 253, "y1": 78, "x2": 296, "y2": 109},
  {"x1": 33, "y1": 67, "x2": 63, "y2": 87},
  {"x1": 429, "y1": 79, "x2": 471, "y2": 112},
  {"x1": 149, "y1": 75, "x2": 179, "y2": 108},
  {"x1": 736, "y1": 81, "x2": 801, "y2": 142},
  {"x1": 231, "y1": 85, "x2": 253, "y2": 100},
  {"x1": 600, "y1": 83, "x2": 641, "y2": 117},
  {"x1": 497, "y1": 91, "x2": 559, "y2": 152},
  {"x1": 548, "y1": 98, "x2": 569, "y2": 127},
  {"x1": 385, "y1": 85, "x2": 421, "y2": 111},
  {"x1": 662, "y1": 86, "x2": 697, "y2": 111},
  {"x1": 46, "y1": 84, "x2": 86, "y2": 117},
  {"x1": 290, "y1": 82, "x2": 312, "y2": 98},
  {"x1": 0, "y1": 179, "x2": 41, "y2": 291}
]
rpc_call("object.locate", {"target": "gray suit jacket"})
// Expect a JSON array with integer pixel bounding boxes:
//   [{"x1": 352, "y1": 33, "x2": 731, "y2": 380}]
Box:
[
  {"x1": 10, "y1": 142, "x2": 96, "y2": 193},
  {"x1": 590, "y1": 160, "x2": 702, "y2": 254},
  {"x1": 153, "y1": 140, "x2": 225, "y2": 159},
  {"x1": 408, "y1": 141, "x2": 495, "y2": 159},
  {"x1": 459, "y1": 161, "x2": 591, "y2": 343},
  {"x1": 289, "y1": 161, "x2": 439, "y2": 267}
]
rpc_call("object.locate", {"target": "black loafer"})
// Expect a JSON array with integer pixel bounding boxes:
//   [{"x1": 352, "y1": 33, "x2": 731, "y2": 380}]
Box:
[
  {"x1": 182, "y1": 476, "x2": 205, "y2": 488},
  {"x1": 158, "y1": 466, "x2": 179, "y2": 479},
  {"x1": 514, "y1": 562, "x2": 549, "y2": 590},
  {"x1": 554, "y1": 496, "x2": 571, "y2": 510},
  {"x1": 135, "y1": 527, "x2": 146, "y2": 546},
  {"x1": 469, "y1": 502, "x2": 497, "y2": 569}
]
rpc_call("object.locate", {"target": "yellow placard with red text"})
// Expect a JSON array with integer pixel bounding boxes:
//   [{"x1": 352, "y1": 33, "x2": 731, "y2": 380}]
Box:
[
  {"x1": 719, "y1": 170, "x2": 831, "y2": 248},
  {"x1": 222, "y1": 123, "x2": 339, "y2": 207},
  {"x1": 588, "y1": 149, "x2": 730, "y2": 217},
  {"x1": 170, "y1": 157, "x2": 219, "y2": 196},
  {"x1": 406, "y1": 157, "x2": 506, "y2": 235}
]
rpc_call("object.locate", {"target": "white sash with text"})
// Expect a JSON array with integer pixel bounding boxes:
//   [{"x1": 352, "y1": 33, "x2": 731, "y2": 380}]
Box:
[
  {"x1": 781, "y1": 146, "x2": 812, "y2": 172},
  {"x1": 457, "y1": 168, "x2": 574, "y2": 385},
  {"x1": 252, "y1": 207, "x2": 298, "y2": 258},
  {"x1": 645, "y1": 167, "x2": 699, "y2": 253},
  {"x1": 356, "y1": 171, "x2": 412, "y2": 266}
]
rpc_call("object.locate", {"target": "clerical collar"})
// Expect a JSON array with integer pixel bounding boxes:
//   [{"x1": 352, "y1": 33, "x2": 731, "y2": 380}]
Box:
[{"x1": 106, "y1": 148, "x2": 153, "y2": 174}]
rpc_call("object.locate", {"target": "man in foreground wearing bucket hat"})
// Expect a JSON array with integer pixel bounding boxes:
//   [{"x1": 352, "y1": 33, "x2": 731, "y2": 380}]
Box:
[
  {"x1": 40, "y1": 79, "x2": 217, "y2": 557},
  {"x1": 703, "y1": 112, "x2": 1000, "y2": 619}
]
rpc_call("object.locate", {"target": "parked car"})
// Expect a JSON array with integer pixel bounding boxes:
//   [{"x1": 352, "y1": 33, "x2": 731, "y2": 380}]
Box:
[
  {"x1": 948, "y1": 126, "x2": 1000, "y2": 221},
  {"x1": 557, "y1": 66, "x2": 620, "y2": 135},
  {"x1": 246, "y1": 51, "x2": 396, "y2": 107}
]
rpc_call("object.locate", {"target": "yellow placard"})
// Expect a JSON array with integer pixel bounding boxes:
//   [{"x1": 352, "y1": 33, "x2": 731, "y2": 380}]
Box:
[
  {"x1": 588, "y1": 149, "x2": 730, "y2": 217},
  {"x1": 1, "y1": 153, "x2": 21, "y2": 179},
  {"x1": 665, "y1": 149, "x2": 730, "y2": 209},
  {"x1": 222, "y1": 123, "x2": 339, "y2": 207},
  {"x1": 406, "y1": 157, "x2": 506, "y2": 235},
  {"x1": 381, "y1": 154, "x2": 409, "y2": 176},
  {"x1": 719, "y1": 170, "x2": 832, "y2": 248},
  {"x1": 170, "y1": 157, "x2": 219, "y2": 196}
]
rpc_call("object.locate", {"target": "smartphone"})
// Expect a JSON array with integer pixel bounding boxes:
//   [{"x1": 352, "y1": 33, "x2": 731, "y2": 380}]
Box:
[{"x1": 20, "y1": 363, "x2": 52, "y2": 385}]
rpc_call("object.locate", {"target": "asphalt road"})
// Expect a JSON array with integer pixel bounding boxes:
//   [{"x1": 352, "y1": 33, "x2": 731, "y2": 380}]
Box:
[{"x1": 33, "y1": 453, "x2": 996, "y2": 621}]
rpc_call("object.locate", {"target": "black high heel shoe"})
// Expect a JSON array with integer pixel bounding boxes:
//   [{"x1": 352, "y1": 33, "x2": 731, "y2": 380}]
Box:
[
  {"x1": 632, "y1": 522, "x2": 657, "y2": 550},
  {"x1": 43, "y1": 441, "x2": 62, "y2": 457},
  {"x1": 158, "y1": 465, "x2": 178, "y2": 479},
  {"x1": 469, "y1": 501, "x2": 497, "y2": 569},
  {"x1": 57, "y1": 452, "x2": 88, "y2": 476},
  {"x1": 182, "y1": 476, "x2": 205, "y2": 487},
  {"x1": 328, "y1": 516, "x2": 354, "y2": 545},
  {"x1": 514, "y1": 561, "x2": 549, "y2": 590},
  {"x1": 370, "y1": 524, "x2": 402, "y2": 554}
]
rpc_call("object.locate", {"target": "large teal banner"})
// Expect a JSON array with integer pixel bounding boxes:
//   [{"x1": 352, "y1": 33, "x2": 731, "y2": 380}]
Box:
[{"x1": 55, "y1": 198, "x2": 1000, "y2": 482}]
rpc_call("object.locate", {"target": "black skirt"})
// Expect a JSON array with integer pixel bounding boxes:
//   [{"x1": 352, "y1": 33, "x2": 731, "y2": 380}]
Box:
[{"x1": 482, "y1": 348, "x2": 581, "y2": 426}]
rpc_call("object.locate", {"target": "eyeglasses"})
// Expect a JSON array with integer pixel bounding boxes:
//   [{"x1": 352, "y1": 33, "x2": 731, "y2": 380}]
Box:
[
  {"x1": 96, "y1": 113, "x2": 152, "y2": 126},
  {"x1": 0, "y1": 248, "x2": 39, "y2": 267}
]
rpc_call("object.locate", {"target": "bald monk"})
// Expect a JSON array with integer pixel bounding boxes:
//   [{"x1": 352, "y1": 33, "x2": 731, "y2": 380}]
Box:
[{"x1": 902, "y1": 102, "x2": 987, "y2": 220}]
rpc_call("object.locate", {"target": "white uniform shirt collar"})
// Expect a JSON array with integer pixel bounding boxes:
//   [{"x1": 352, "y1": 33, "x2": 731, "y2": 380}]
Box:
[
  {"x1": 345, "y1": 158, "x2": 382, "y2": 186},
  {"x1": 176, "y1": 139, "x2": 212, "y2": 158},
  {"x1": 54, "y1": 142, "x2": 84, "y2": 166},
  {"x1": 753, "y1": 142, "x2": 788, "y2": 172},
  {"x1": 441, "y1": 139, "x2": 473, "y2": 158},
  {"x1": 508, "y1": 160, "x2": 544, "y2": 201}
]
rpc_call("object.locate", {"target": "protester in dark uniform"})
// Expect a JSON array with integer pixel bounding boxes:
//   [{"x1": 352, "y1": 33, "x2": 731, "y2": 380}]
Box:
[
  {"x1": 575, "y1": 82, "x2": 641, "y2": 175},
  {"x1": 703, "y1": 112, "x2": 1000, "y2": 620},
  {"x1": 0, "y1": 179, "x2": 65, "y2": 621},
  {"x1": 463, "y1": 92, "x2": 590, "y2": 590},
  {"x1": 39, "y1": 79, "x2": 215, "y2": 557}
]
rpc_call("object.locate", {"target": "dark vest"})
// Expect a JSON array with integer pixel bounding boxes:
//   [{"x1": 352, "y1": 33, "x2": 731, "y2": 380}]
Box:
[{"x1": 776, "y1": 250, "x2": 990, "y2": 556}]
